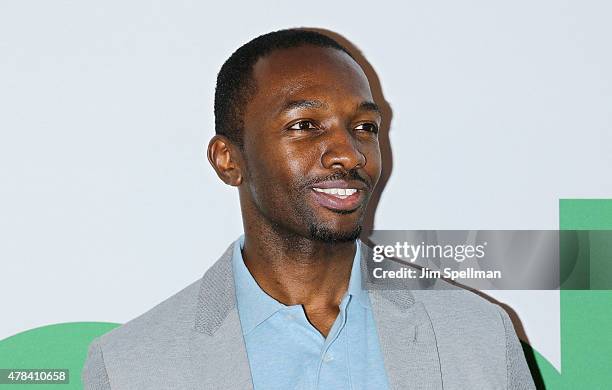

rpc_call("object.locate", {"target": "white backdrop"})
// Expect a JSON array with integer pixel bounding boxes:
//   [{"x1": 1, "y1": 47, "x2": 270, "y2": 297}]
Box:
[{"x1": 2, "y1": 0, "x2": 612, "y2": 372}]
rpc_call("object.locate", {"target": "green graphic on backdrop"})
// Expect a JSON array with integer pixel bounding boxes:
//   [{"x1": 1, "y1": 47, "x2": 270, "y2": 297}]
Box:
[
  {"x1": 0, "y1": 323, "x2": 119, "y2": 389},
  {"x1": 528, "y1": 199, "x2": 612, "y2": 388},
  {"x1": 556, "y1": 200, "x2": 612, "y2": 387},
  {"x1": 0, "y1": 199, "x2": 610, "y2": 388}
]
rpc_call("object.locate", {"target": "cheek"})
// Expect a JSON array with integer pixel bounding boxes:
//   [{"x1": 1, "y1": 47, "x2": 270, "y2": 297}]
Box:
[
  {"x1": 283, "y1": 145, "x2": 321, "y2": 183},
  {"x1": 245, "y1": 141, "x2": 314, "y2": 207}
]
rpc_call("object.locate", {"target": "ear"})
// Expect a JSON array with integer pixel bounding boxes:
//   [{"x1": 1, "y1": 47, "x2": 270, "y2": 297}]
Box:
[{"x1": 207, "y1": 135, "x2": 244, "y2": 186}]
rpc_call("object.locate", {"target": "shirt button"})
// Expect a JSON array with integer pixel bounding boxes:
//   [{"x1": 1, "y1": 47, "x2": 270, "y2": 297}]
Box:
[{"x1": 323, "y1": 353, "x2": 334, "y2": 363}]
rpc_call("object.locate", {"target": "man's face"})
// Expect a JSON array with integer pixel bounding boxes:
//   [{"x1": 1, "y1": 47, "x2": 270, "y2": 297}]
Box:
[{"x1": 240, "y1": 45, "x2": 382, "y2": 242}]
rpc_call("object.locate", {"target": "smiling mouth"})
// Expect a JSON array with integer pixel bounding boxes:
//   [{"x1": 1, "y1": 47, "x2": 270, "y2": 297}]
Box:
[
  {"x1": 312, "y1": 187, "x2": 359, "y2": 199},
  {"x1": 310, "y1": 187, "x2": 365, "y2": 212}
]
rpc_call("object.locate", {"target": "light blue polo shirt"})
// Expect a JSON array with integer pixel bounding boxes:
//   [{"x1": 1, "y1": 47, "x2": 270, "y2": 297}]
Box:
[{"x1": 232, "y1": 236, "x2": 390, "y2": 390}]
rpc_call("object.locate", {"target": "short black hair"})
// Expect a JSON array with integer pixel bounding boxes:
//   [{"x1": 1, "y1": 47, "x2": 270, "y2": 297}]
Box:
[{"x1": 214, "y1": 29, "x2": 354, "y2": 148}]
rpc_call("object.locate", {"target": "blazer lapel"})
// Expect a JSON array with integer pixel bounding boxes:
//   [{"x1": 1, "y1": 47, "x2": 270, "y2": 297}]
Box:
[
  {"x1": 190, "y1": 243, "x2": 254, "y2": 390},
  {"x1": 360, "y1": 242, "x2": 444, "y2": 390}
]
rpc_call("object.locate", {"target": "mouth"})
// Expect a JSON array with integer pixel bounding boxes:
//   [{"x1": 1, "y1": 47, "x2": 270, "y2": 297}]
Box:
[{"x1": 309, "y1": 180, "x2": 367, "y2": 213}]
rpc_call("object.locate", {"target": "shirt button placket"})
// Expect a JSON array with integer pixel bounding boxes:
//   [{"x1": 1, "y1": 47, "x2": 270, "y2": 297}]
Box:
[{"x1": 323, "y1": 353, "x2": 334, "y2": 363}]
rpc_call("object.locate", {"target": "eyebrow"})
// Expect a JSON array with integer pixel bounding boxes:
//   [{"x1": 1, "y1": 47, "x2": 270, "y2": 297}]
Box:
[
  {"x1": 357, "y1": 101, "x2": 381, "y2": 116},
  {"x1": 279, "y1": 99, "x2": 328, "y2": 114},
  {"x1": 277, "y1": 99, "x2": 382, "y2": 116}
]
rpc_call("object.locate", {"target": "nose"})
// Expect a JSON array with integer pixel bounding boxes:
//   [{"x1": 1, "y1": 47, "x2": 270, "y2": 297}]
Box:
[{"x1": 321, "y1": 127, "x2": 366, "y2": 171}]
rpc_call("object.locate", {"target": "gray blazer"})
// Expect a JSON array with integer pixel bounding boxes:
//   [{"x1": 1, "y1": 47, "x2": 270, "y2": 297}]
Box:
[{"x1": 83, "y1": 241, "x2": 535, "y2": 389}]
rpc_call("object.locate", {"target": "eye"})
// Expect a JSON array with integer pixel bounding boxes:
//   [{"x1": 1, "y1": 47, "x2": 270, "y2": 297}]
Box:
[
  {"x1": 355, "y1": 123, "x2": 379, "y2": 133},
  {"x1": 288, "y1": 120, "x2": 318, "y2": 131}
]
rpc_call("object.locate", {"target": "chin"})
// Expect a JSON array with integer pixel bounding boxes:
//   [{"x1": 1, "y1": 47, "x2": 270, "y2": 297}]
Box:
[{"x1": 308, "y1": 223, "x2": 362, "y2": 243}]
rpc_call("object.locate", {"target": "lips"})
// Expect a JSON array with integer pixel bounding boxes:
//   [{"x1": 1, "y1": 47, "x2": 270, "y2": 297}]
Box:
[{"x1": 309, "y1": 180, "x2": 367, "y2": 212}]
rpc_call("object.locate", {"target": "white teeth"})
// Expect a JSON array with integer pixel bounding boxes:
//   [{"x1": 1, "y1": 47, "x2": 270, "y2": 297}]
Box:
[{"x1": 313, "y1": 188, "x2": 358, "y2": 196}]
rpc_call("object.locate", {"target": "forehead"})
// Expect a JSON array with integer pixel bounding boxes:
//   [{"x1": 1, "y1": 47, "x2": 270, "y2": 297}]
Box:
[{"x1": 248, "y1": 45, "x2": 373, "y2": 114}]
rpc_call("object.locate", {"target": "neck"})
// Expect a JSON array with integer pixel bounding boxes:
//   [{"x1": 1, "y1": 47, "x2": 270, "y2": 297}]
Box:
[{"x1": 241, "y1": 218, "x2": 357, "y2": 309}]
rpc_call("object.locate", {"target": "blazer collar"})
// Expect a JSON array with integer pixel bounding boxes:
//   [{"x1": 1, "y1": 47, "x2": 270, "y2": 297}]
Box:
[{"x1": 194, "y1": 242, "x2": 236, "y2": 335}]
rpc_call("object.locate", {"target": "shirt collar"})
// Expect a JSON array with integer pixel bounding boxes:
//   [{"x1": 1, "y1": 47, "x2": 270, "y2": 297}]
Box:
[
  {"x1": 232, "y1": 235, "x2": 371, "y2": 335},
  {"x1": 346, "y1": 241, "x2": 371, "y2": 309},
  {"x1": 232, "y1": 235, "x2": 283, "y2": 335}
]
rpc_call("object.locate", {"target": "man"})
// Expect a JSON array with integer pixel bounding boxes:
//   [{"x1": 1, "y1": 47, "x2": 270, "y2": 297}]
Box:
[{"x1": 83, "y1": 29, "x2": 535, "y2": 389}]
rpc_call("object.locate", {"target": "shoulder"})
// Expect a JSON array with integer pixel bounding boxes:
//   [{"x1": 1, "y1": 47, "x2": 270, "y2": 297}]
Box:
[
  {"x1": 87, "y1": 241, "x2": 236, "y2": 356},
  {"x1": 414, "y1": 281, "x2": 536, "y2": 388},
  {"x1": 417, "y1": 282, "x2": 535, "y2": 388},
  {"x1": 82, "y1": 278, "x2": 203, "y2": 389},
  {"x1": 86, "y1": 277, "x2": 202, "y2": 359},
  {"x1": 100, "y1": 278, "x2": 202, "y2": 349},
  {"x1": 358, "y1": 240, "x2": 507, "y2": 329},
  {"x1": 412, "y1": 282, "x2": 534, "y2": 388},
  {"x1": 414, "y1": 279, "x2": 506, "y2": 323},
  {"x1": 81, "y1": 242, "x2": 240, "y2": 389}
]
